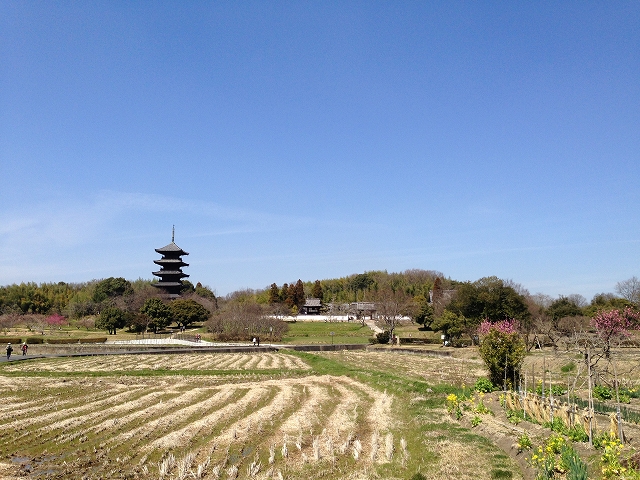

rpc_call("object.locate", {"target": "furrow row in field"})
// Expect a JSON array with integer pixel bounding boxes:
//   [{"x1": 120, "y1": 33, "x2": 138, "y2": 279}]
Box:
[
  {"x1": 133, "y1": 375, "x2": 394, "y2": 470},
  {"x1": 1, "y1": 352, "x2": 311, "y2": 373},
  {"x1": 144, "y1": 384, "x2": 277, "y2": 451},
  {"x1": 48, "y1": 388, "x2": 167, "y2": 436},
  {"x1": 0, "y1": 372, "x2": 400, "y2": 479},
  {"x1": 100, "y1": 385, "x2": 232, "y2": 451},
  {"x1": 0, "y1": 377, "x2": 123, "y2": 420},
  {"x1": 1, "y1": 383, "x2": 143, "y2": 432}
]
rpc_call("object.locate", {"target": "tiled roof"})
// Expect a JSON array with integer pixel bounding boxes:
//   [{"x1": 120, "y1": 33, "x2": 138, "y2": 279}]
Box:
[
  {"x1": 152, "y1": 270, "x2": 189, "y2": 277},
  {"x1": 304, "y1": 298, "x2": 322, "y2": 307},
  {"x1": 155, "y1": 242, "x2": 189, "y2": 255},
  {"x1": 154, "y1": 259, "x2": 189, "y2": 266},
  {"x1": 152, "y1": 281, "x2": 184, "y2": 287}
]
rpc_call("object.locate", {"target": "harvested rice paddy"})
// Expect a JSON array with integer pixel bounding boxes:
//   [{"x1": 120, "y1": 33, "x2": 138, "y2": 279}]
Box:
[{"x1": 0, "y1": 350, "x2": 521, "y2": 479}]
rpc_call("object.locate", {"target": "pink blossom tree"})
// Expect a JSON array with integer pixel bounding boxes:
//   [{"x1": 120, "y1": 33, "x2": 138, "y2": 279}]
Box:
[
  {"x1": 45, "y1": 313, "x2": 66, "y2": 331},
  {"x1": 591, "y1": 307, "x2": 640, "y2": 358},
  {"x1": 478, "y1": 318, "x2": 520, "y2": 335}
]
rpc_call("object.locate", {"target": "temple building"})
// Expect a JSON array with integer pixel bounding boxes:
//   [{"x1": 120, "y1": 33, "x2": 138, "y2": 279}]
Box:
[{"x1": 152, "y1": 228, "x2": 189, "y2": 298}]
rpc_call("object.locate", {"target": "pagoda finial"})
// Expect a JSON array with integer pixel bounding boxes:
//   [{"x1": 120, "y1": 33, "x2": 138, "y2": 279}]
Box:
[{"x1": 172, "y1": 225, "x2": 175, "y2": 243}]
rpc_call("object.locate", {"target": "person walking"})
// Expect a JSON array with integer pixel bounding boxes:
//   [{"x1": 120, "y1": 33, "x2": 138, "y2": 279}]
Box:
[
  {"x1": 21, "y1": 343, "x2": 28, "y2": 356},
  {"x1": 6, "y1": 343, "x2": 13, "y2": 360}
]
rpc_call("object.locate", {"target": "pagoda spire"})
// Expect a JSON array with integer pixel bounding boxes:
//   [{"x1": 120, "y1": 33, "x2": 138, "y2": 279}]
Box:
[{"x1": 172, "y1": 225, "x2": 175, "y2": 243}]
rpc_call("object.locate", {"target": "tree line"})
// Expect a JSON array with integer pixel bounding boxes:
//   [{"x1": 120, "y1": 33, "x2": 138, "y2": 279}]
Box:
[{"x1": 2, "y1": 271, "x2": 639, "y2": 346}]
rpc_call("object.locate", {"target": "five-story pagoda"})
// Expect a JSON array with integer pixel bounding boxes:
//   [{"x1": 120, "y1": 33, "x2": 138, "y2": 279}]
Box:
[{"x1": 152, "y1": 227, "x2": 189, "y2": 298}]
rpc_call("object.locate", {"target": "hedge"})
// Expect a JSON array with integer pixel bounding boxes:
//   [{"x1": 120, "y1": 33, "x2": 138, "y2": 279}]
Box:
[
  {"x1": 24, "y1": 337, "x2": 45, "y2": 344},
  {"x1": 80, "y1": 337, "x2": 107, "y2": 344},
  {"x1": 1, "y1": 337, "x2": 23, "y2": 345},
  {"x1": 46, "y1": 338, "x2": 80, "y2": 344},
  {"x1": 400, "y1": 337, "x2": 442, "y2": 345}
]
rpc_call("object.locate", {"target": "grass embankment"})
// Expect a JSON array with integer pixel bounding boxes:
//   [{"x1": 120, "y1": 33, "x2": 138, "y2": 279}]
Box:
[{"x1": 281, "y1": 321, "x2": 373, "y2": 345}]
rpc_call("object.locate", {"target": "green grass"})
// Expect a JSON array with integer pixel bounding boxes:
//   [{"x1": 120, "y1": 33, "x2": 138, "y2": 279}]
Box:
[{"x1": 281, "y1": 321, "x2": 373, "y2": 344}]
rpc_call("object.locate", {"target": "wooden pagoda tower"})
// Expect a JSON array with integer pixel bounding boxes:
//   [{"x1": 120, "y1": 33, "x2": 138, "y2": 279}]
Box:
[{"x1": 152, "y1": 227, "x2": 189, "y2": 298}]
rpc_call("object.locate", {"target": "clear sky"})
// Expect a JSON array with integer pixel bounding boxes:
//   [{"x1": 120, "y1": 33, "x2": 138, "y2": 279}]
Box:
[{"x1": 1, "y1": 2, "x2": 638, "y2": 299}]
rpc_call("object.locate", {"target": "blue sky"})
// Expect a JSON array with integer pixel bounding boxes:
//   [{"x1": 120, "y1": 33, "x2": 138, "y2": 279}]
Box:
[{"x1": 1, "y1": 2, "x2": 638, "y2": 299}]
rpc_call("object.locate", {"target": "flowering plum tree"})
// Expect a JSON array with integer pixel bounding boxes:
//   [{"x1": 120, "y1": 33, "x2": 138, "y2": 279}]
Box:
[
  {"x1": 591, "y1": 307, "x2": 640, "y2": 358},
  {"x1": 45, "y1": 313, "x2": 66, "y2": 330},
  {"x1": 478, "y1": 319, "x2": 526, "y2": 389}
]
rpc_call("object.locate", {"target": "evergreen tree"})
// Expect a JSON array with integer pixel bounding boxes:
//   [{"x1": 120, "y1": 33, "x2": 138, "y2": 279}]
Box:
[
  {"x1": 312, "y1": 280, "x2": 323, "y2": 300},
  {"x1": 293, "y1": 279, "x2": 305, "y2": 308},
  {"x1": 268, "y1": 283, "x2": 280, "y2": 304},
  {"x1": 281, "y1": 284, "x2": 291, "y2": 307},
  {"x1": 140, "y1": 298, "x2": 172, "y2": 333},
  {"x1": 96, "y1": 306, "x2": 127, "y2": 335},
  {"x1": 92, "y1": 277, "x2": 133, "y2": 303},
  {"x1": 169, "y1": 299, "x2": 210, "y2": 328}
]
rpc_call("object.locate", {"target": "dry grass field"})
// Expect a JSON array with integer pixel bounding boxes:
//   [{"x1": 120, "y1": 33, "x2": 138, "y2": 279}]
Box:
[{"x1": 0, "y1": 349, "x2": 523, "y2": 480}]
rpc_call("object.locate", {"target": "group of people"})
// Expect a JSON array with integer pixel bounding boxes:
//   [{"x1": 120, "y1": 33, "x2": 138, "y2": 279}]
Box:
[{"x1": 6, "y1": 342, "x2": 28, "y2": 360}]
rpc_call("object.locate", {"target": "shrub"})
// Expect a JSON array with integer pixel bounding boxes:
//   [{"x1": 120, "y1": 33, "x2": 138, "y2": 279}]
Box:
[
  {"x1": 478, "y1": 326, "x2": 526, "y2": 389},
  {"x1": 376, "y1": 331, "x2": 391, "y2": 344},
  {"x1": 24, "y1": 337, "x2": 44, "y2": 344},
  {"x1": 81, "y1": 337, "x2": 107, "y2": 344},
  {"x1": 1, "y1": 337, "x2": 23, "y2": 345},
  {"x1": 46, "y1": 338, "x2": 79, "y2": 344},
  {"x1": 474, "y1": 377, "x2": 494, "y2": 393},
  {"x1": 561, "y1": 361, "x2": 576, "y2": 373}
]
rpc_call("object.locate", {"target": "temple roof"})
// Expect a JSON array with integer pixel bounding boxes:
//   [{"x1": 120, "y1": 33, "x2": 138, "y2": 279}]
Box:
[
  {"x1": 155, "y1": 242, "x2": 189, "y2": 255},
  {"x1": 152, "y1": 281, "x2": 184, "y2": 287},
  {"x1": 154, "y1": 258, "x2": 189, "y2": 266},
  {"x1": 153, "y1": 270, "x2": 190, "y2": 277}
]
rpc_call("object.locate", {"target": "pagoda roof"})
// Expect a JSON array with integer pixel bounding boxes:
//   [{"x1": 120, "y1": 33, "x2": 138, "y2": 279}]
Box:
[
  {"x1": 152, "y1": 281, "x2": 184, "y2": 287},
  {"x1": 153, "y1": 270, "x2": 190, "y2": 277},
  {"x1": 154, "y1": 258, "x2": 189, "y2": 266},
  {"x1": 155, "y1": 242, "x2": 189, "y2": 255}
]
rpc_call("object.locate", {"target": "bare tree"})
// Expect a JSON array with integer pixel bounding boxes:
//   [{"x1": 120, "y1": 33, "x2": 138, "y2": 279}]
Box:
[
  {"x1": 616, "y1": 276, "x2": 640, "y2": 305},
  {"x1": 566, "y1": 294, "x2": 588, "y2": 308},
  {"x1": 373, "y1": 288, "x2": 415, "y2": 342}
]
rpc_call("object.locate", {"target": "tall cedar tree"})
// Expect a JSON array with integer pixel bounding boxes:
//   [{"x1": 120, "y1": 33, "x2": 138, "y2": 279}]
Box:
[
  {"x1": 312, "y1": 280, "x2": 323, "y2": 301},
  {"x1": 293, "y1": 280, "x2": 305, "y2": 308},
  {"x1": 431, "y1": 277, "x2": 443, "y2": 303},
  {"x1": 281, "y1": 284, "x2": 291, "y2": 307},
  {"x1": 268, "y1": 283, "x2": 280, "y2": 304}
]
